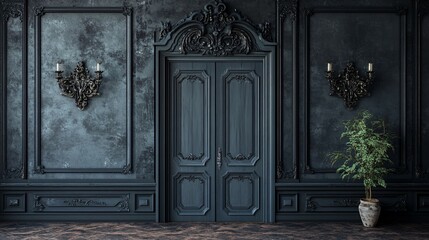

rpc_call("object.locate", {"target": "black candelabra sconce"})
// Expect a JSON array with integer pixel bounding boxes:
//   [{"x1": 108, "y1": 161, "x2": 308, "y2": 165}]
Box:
[
  {"x1": 55, "y1": 61, "x2": 103, "y2": 110},
  {"x1": 326, "y1": 62, "x2": 374, "y2": 109}
]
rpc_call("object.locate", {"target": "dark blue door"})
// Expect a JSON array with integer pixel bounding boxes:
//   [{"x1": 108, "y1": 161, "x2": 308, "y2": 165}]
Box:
[{"x1": 168, "y1": 60, "x2": 263, "y2": 222}]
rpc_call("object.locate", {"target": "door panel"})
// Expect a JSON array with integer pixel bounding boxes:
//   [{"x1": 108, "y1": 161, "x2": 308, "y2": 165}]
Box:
[
  {"x1": 222, "y1": 172, "x2": 260, "y2": 216},
  {"x1": 168, "y1": 60, "x2": 263, "y2": 222},
  {"x1": 216, "y1": 61, "x2": 263, "y2": 221},
  {"x1": 223, "y1": 70, "x2": 260, "y2": 166},
  {"x1": 172, "y1": 172, "x2": 210, "y2": 216},
  {"x1": 169, "y1": 61, "x2": 216, "y2": 221},
  {"x1": 175, "y1": 70, "x2": 211, "y2": 166}
]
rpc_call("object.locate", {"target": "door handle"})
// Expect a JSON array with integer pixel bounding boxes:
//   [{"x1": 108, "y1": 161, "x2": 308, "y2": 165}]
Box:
[{"x1": 217, "y1": 147, "x2": 222, "y2": 170}]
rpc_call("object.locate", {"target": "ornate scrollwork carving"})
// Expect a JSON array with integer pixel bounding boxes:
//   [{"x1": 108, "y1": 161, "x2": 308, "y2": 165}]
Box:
[
  {"x1": 33, "y1": 196, "x2": 46, "y2": 212},
  {"x1": 227, "y1": 153, "x2": 253, "y2": 160},
  {"x1": 64, "y1": 199, "x2": 107, "y2": 207},
  {"x1": 116, "y1": 195, "x2": 130, "y2": 212},
  {"x1": 33, "y1": 6, "x2": 45, "y2": 16},
  {"x1": 231, "y1": 175, "x2": 252, "y2": 182},
  {"x1": 279, "y1": 0, "x2": 297, "y2": 22},
  {"x1": 183, "y1": 75, "x2": 204, "y2": 83},
  {"x1": 2, "y1": 167, "x2": 24, "y2": 179},
  {"x1": 326, "y1": 62, "x2": 374, "y2": 109},
  {"x1": 259, "y1": 21, "x2": 273, "y2": 42},
  {"x1": 55, "y1": 61, "x2": 103, "y2": 110},
  {"x1": 160, "y1": 21, "x2": 172, "y2": 39},
  {"x1": 121, "y1": 163, "x2": 132, "y2": 174},
  {"x1": 182, "y1": 175, "x2": 204, "y2": 184},
  {"x1": 277, "y1": 165, "x2": 296, "y2": 179},
  {"x1": 122, "y1": 5, "x2": 132, "y2": 16},
  {"x1": 159, "y1": 0, "x2": 272, "y2": 56},
  {"x1": 178, "y1": 153, "x2": 204, "y2": 160},
  {"x1": 2, "y1": 2, "x2": 23, "y2": 22},
  {"x1": 334, "y1": 199, "x2": 360, "y2": 207},
  {"x1": 33, "y1": 165, "x2": 46, "y2": 174},
  {"x1": 232, "y1": 74, "x2": 252, "y2": 83},
  {"x1": 306, "y1": 199, "x2": 317, "y2": 211}
]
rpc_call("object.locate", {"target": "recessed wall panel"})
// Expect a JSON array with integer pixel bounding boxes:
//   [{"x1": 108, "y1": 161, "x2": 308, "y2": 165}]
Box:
[
  {"x1": 304, "y1": 10, "x2": 405, "y2": 175},
  {"x1": 5, "y1": 17, "x2": 23, "y2": 177}
]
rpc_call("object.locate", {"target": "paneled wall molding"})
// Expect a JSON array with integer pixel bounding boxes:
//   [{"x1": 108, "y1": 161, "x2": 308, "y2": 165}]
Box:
[
  {"x1": 2, "y1": 1, "x2": 23, "y2": 22},
  {"x1": 276, "y1": 0, "x2": 298, "y2": 180},
  {"x1": 303, "y1": 6, "x2": 408, "y2": 175},
  {"x1": 416, "y1": 0, "x2": 429, "y2": 178},
  {"x1": 33, "y1": 6, "x2": 133, "y2": 174},
  {"x1": 1, "y1": 0, "x2": 27, "y2": 180},
  {"x1": 157, "y1": 0, "x2": 274, "y2": 55},
  {"x1": 279, "y1": 0, "x2": 297, "y2": 22},
  {"x1": 122, "y1": 5, "x2": 132, "y2": 16},
  {"x1": 32, "y1": 194, "x2": 130, "y2": 212},
  {"x1": 2, "y1": 168, "x2": 24, "y2": 179}
]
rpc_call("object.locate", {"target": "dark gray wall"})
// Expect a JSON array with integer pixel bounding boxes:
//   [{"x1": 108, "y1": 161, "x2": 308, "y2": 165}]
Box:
[{"x1": 1, "y1": 0, "x2": 428, "y2": 221}]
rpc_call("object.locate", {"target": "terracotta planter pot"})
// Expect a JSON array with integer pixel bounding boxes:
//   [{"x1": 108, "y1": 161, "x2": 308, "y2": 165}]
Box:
[{"x1": 358, "y1": 198, "x2": 381, "y2": 227}]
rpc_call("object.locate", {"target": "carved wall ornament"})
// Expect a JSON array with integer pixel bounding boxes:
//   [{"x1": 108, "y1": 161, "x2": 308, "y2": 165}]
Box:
[
  {"x1": 122, "y1": 163, "x2": 132, "y2": 174},
  {"x1": 227, "y1": 153, "x2": 253, "y2": 160},
  {"x1": 231, "y1": 175, "x2": 252, "y2": 182},
  {"x1": 326, "y1": 62, "x2": 374, "y2": 109},
  {"x1": 160, "y1": 21, "x2": 172, "y2": 39},
  {"x1": 158, "y1": 0, "x2": 273, "y2": 55},
  {"x1": 334, "y1": 199, "x2": 360, "y2": 207},
  {"x1": 259, "y1": 21, "x2": 273, "y2": 42},
  {"x1": 116, "y1": 195, "x2": 130, "y2": 212},
  {"x1": 33, "y1": 6, "x2": 45, "y2": 16},
  {"x1": 122, "y1": 5, "x2": 132, "y2": 16},
  {"x1": 33, "y1": 196, "x2": 46, "y2": 212},
  {"x1": 2, "y1": 2, "x2": 24, "y2": 22},
  {"x1": 55, "y1": 61, "x2": 103, "y2": 110},
  {"x1": 64, "y1": 199, "x2": 108, "y2": 207},
  {"x1": 182, "y1": 175, "x2": 204, "y2": 184},
  {"x1": 182, "y1": 75, "x2": 204, "y2": 83},
  {"x1": 178, "y1": 153, "x2": 204, "y2": 160},
  {"x1": 276, "y1": 166, "x2": 296, "y2": 179},
  {"x1": 2, "y1": 167, "x2": 24, "y2": 179},
  {"x1": 306, "y1": 199, "x2": 317, "y2": 211},
  {"x1": 279, "y1": 0, "x2": 297, "y2": 22}
]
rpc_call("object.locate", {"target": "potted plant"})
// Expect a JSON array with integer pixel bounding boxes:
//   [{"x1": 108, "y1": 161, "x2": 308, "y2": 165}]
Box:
[{"x1": 329, "y1": 110, "x2": 394, "y2": 227}]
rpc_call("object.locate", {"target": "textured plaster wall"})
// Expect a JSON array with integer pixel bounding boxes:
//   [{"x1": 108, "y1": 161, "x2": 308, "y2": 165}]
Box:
[
  {"x1": 22, "y1": 0, "x2": 275, "y2": 181},
  {"x1": 6, "y1": 17, "x2": 23, "y2": 171}
]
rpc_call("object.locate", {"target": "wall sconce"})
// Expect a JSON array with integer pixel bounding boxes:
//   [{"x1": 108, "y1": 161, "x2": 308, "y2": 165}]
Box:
[
  {"x1": 326, "y1": 62, "x2": 374, "y2": 109},
  {"x1": 55, "y1": 61, "x2": 103, "y2": 110}
]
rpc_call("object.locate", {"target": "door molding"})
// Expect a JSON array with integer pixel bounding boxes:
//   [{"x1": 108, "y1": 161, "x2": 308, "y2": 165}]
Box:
[{"x1": 154, "y1": 0, "x2": 276, "y2": 222}]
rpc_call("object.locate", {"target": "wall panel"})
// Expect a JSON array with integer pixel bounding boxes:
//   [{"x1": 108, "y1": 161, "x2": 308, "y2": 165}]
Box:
[
  {"x1": 1, "y1": 0, "x2": 27, "y2": 180},
  {"x1": 33, "y1": 7, "x2": 133, "y2": 176},
  {"x1": 303, "y1": 8, "x2": 407, "y2": 176},
  {"x1": 418, "y1": 1, "x2": 429, "y2": 177}
]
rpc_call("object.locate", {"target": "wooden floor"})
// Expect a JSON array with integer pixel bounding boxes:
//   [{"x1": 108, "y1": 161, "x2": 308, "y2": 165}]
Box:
[{"x1": 0, "y1": 222, "x2": 428, "y2": 239}]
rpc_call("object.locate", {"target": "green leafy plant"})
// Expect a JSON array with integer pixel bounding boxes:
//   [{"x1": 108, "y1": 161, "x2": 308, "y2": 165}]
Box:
[{"x1": 329, "y1": 110, "x2": 394, "y2": 201}]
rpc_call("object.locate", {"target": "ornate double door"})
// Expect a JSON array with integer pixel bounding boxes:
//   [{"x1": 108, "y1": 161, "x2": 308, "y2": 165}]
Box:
[{"x1": 168, "y1": 59, "x2": 264, "y2": 222}]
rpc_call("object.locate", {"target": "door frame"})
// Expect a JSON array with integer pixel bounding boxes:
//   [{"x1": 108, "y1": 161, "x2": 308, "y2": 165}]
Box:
[{"x1": 154, "y1": 0, "x2": 276, "y2": 223}]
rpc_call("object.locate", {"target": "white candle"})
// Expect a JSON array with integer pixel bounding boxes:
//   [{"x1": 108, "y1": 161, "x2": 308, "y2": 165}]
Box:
[
  {"x1": 96, "y1": 63, "x2": 101, "y2": 71},
  {"x1": 327, "y1": 63, "x2": 332, "y2": 72},
  {"x1": 368, "y1": 63, "x2": 373, "y2": 72},
  {"x1": 56, "y1": 63, "x2": 60, "y2": 71}
]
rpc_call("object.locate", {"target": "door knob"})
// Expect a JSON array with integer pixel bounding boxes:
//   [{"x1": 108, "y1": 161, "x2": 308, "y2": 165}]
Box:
[{"x1": 217, "y1": 147, "x2": 222, "y2": 170}]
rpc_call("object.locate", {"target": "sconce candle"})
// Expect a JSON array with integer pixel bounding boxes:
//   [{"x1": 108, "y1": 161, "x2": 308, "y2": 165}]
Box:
[
  {"x1": 325, "y1": 62, "x2": 374, "y2": 109},
  {"x1": 55, "y1": 61, "x2": 103, "y2": 110}
]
